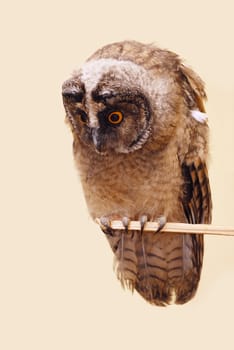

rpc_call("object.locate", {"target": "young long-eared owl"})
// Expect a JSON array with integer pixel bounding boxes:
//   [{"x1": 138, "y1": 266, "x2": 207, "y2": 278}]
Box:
[{"x1": 62, "y1": 41, "x2": 212, "y2": 306}]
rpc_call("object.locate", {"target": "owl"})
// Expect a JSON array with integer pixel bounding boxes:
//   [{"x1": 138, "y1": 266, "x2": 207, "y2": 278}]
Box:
[{"x1": 62, "y1": 41, "x2": 212, "y2": 306}]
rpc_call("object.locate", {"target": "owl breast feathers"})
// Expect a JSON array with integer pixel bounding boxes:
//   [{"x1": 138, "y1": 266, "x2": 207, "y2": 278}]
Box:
[{"x1": 62, "y1": 41, "x2": 212, "y2": 306}]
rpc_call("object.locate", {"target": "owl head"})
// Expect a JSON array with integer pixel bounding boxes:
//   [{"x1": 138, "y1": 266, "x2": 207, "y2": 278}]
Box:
[{"x1": 62, "y1": 41, "x2": 206, "y2": 155}]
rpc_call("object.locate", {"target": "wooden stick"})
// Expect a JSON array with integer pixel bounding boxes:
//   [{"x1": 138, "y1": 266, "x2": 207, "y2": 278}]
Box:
[{"x1": 96, "y1": 219, "x2": 234, "y2": 236}]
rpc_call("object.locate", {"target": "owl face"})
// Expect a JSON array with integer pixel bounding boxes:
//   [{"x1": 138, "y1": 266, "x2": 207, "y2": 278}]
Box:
[{"x1": 62, "y1": 58, "x2": 181, "y2": 155}]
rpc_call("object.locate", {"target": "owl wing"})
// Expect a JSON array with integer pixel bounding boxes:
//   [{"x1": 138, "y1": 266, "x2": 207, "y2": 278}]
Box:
[
  {"x1": 179, "y1": 64, "x2": 212, "y2": 224},
  {"x1": 181, "y1": 158, "x2": 212, "y2": 225},
  {"x1": 163, "y1": 158, "x2": 212, "y2": 304}
]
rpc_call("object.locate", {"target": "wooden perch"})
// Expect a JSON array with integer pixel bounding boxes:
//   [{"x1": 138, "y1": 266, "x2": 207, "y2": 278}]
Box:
[{"x1": 96, "y1": 219, "x2": 234, "y2": 236}]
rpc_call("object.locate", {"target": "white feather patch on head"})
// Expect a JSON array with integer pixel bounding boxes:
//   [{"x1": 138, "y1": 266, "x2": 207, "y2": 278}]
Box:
[
  {"x1": 80, "y1": 58, "x2": 149, "y2": 95},
  {"x1": 190, "y1": 110, "x2": 208, "y2": 123},
  {"x1": 81, "y1": 59, "x2": 118, "y2": 93}
]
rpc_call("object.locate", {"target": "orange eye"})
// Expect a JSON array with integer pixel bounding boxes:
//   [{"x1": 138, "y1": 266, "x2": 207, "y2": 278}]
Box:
[{"x1": 107, "y1": 111, "x2": 123, "y2": 125}]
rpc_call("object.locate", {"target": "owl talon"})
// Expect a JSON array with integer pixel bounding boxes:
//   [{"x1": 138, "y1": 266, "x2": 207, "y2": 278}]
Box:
[
  {"x1": 155, "y1": 216, "x2": 167, "y2": 233},
  {"x1": 140, "y1": 215, "x2": 148, "y2": 235},
  {"x1": 122, "y1": 217, "x2": 130, "y2": 231},
  {"x1": 99, "y1": 216, "x2": 113, "y2": 236}
]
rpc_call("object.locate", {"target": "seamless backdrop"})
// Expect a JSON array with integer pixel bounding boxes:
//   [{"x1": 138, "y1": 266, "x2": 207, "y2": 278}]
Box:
[{"x1": 1, "y1": 1, "x2": 234, "y2": 349}]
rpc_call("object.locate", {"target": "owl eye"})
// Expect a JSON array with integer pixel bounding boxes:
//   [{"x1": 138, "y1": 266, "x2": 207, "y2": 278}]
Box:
[
  {"x1": 77, "y1": 110, "x2": 88, "y2": 124},
  {"x1": 107, "y1": 111, "x2": 123, "y2": 125}
]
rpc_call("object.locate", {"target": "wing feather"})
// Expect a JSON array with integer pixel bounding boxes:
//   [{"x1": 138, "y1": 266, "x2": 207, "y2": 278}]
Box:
[
  {"x1": 174, "y1": 158, "x2": 212, "y2": 303},
  {"x1": 182, "y1": 159, "x2": 212, "y2": 225}
]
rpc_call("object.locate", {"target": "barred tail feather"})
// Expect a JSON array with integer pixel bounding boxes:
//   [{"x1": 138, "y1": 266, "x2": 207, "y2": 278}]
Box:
[
  {"x1": 108, "y1": 230, "x2": 138, "y2": 291},
  {"x1": 107, "y1": 230, "x2": 204, "y2": 306}
]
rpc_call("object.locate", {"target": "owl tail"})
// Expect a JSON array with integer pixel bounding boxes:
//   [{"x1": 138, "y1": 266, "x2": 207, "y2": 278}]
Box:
[
  {"x1": 135, "y1": 232, "x2": 204, "y2": 305},
  {"x1": 106, "y1": 230, "x2": 203, "y2": 306},
  {"x1": 108, "y1": 230, "x2": 139, "y2": 292}
]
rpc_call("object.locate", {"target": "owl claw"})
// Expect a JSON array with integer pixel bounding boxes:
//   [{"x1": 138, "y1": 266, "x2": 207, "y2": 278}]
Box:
[
  {"x1": 100, "y1": 216, "x2": 131, "y2": 236},
  {"x1": 155, "y1": 216, "x2": 167, "y2": 233},
  {"x1": 122, "y1": 217, "x2": 130, "y2": 231},
  {"x1": 140, "y1": 215, "x2": 148, "y2": 235},
  {"x1": 99, "y1": 216, "x2": 113, "y2": 236},
  {"x1": 139, "y1": 215, "x2": 166, "y2": 234}
]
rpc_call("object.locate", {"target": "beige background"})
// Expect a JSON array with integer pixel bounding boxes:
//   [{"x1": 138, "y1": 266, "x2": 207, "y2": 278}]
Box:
[{"x1": 1, "y1": 0, "x2": 234, "y2": 349}]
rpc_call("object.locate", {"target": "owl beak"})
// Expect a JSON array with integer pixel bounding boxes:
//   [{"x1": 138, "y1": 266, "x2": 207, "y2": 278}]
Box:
[{"x1": 91, "y1": 128, "x2": 103, "y2": 153}]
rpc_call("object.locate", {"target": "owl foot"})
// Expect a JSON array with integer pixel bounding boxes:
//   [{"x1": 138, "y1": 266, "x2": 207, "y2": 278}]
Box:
[
  {"x1": 154, "y1": 216, "x2": 166, "y2": 233},
  {"x1": 139, "y1": 215, "x2": 166, "y2": 234},
  {"x1": 99, "y1": 216, "x2": 113, "y2": 236},
  {"x1": 99, "y1": 216, "x2": 131, "y2": 236},
  {"x1": 140, "y1": 215, "x2": 148, "y2": 235},
  {"x1": 122, "y1": 216, "x2": 130, "y2": 231}
]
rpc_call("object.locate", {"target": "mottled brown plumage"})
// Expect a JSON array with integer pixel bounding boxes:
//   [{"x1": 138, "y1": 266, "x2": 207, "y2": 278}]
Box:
[{"x1": 62, "y1": 41, "x2": 212, "y2": 306}]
